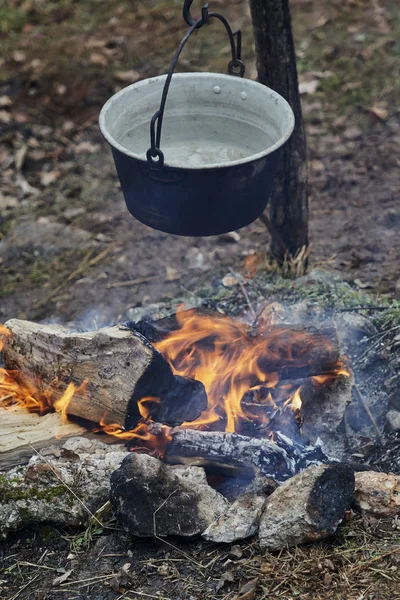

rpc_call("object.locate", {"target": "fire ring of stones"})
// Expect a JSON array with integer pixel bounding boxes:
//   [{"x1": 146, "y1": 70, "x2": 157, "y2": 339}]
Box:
[{"x1": 1, "y1": 299, "x2": 400, "y2": 549}]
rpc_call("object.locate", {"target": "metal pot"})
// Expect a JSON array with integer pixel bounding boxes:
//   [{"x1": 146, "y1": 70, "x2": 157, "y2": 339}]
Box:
[{"x1": 99, "y1": 7, "x2": 294, "y2": 236}]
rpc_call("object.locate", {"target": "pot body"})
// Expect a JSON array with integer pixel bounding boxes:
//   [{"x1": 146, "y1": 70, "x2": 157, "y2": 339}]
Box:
[
  {"x1": 112, "y1": 146, "x2": 280, "y2": 236},
  {"x1": 100, "y1": 73, "x2": 294, "y2": 236}
]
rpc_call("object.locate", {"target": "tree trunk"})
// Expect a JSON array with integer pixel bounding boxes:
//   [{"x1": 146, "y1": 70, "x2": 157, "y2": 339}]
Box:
[{"x1": 249, "y1": 0, "x2": 309, "y2": 263}]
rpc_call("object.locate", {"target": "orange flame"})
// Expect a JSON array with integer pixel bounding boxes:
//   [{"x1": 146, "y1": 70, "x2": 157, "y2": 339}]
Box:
[
  {"x1": 147, "y1": 311, "x2": 347, "y2": 438},
  {"x1": 0, "y1": 314, "x2": 349, "y2": 450}
]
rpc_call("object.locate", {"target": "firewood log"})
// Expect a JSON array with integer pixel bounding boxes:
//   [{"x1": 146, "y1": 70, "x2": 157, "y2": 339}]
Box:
[
  {"x1": 2, "y1": 319, "x2": 207, "y2": 429},
  {"x1": 164, "y1": 429, "x2": 296, "y2": 482}
]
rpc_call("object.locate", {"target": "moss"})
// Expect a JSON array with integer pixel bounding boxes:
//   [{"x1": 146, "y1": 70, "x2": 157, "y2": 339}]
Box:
[{"x1": 0, "y1": 481, "x2": 69, "y2": 503}]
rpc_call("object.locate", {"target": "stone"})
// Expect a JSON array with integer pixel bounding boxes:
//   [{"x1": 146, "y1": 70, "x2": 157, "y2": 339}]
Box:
[
  {"x1": 109, "y1": 453, "x2": 228, "y2": 538},
  {"x1": 335, "y1": 313, "x2": 376, "y2": 347},
  {"x1": 202, "y1": 493, "x2": 266, "y2": 543},
  {"x1": 354, "y1": 471, "x2": 400, "y2": 517},
  {"x1": 386, "y1": 410, "x2": 400, "y2": 432},
  {"x1": 258, "y1": 464, "x2": 354, "y2": 550},
  {"x1": 0, "y1": 437, "x2": 129, "y2": 537}
]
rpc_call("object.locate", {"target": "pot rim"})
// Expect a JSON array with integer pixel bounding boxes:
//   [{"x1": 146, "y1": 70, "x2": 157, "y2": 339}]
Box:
[{"x1": 99, "y1": 72, "x2": 295, "y2": 171}]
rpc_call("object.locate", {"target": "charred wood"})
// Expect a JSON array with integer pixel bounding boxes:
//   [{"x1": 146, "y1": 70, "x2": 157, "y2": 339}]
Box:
[{"x1": 164, "y1": 430, "x2": 296, "y2": 482}]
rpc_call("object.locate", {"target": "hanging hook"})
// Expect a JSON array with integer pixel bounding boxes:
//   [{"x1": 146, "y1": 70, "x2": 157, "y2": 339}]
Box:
[{"x1": 183, "y1": 0, "x2": 209, "y2": 28}]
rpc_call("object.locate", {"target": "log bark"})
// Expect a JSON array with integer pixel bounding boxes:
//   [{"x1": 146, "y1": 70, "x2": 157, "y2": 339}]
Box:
[
  {"x1": 164, "y1": 430, "x2": 296, "y2": 482},
  {"x1": 255, "y1": 324, "x2": 340, "y2": 379},
  {"x1": 2, "y1": 319, "x2": 207, "y2": 429},
  {"x1": 249, "y1": 0, "x2": 308, "y2": 262},
  {"x1": 258, "y1": 464, "x2": 355, "y2": 549}
]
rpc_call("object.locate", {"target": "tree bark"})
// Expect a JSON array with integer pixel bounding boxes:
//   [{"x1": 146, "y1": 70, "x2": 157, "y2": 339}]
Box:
[{"x1": 249, "y1": 0, "x2": 309, "y2": 262}]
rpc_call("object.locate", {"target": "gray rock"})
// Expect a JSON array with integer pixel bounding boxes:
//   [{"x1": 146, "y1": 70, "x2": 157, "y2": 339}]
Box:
[
  {"x1": 202, "y1": 493, "x2": 266, "y2": 543},
  {"x1": 0, "y1": 437, "x2": 129, "y2": 537},
  {"x1": 259, "y1": 464, "x2": 354, "y2": 550},
  {"x1": 335, "y1": 313, "x2": 376, "y2": 347},
  {"x1": 110, "y1": 453, "x2": 228, "y2": 538},
  {"x1": 386, "y1": 409, "x2": 400, "y2": 432},
  {"x1": 354, "y1": 471, "x2": 400, "y2": 517}
]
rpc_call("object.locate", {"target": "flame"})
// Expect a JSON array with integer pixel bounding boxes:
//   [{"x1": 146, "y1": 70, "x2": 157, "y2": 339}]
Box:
[
  {"x1": 0, "y1": 314, "x2": 349, "y2": 451},
  {"x1": 143, "y1": 311, "x2": 347, "y2": 438}
]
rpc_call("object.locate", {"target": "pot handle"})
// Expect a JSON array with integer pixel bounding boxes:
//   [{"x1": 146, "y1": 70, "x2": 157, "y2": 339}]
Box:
[{"x1": 146, "y1": 2, "x2": 246, "y2": 169}]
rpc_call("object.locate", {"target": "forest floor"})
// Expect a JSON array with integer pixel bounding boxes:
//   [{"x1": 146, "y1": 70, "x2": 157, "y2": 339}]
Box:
[
  {"x1": 0, "y1": 0, "x2": 399, "y2": 327},
  {"x1": 0, "y1": 0, "x2": 400, "y2": 599}
]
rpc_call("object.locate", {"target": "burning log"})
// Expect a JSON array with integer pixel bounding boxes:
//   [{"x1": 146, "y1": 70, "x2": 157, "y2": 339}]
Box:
[
  {"x1": 2, "y1": 319, "x2": 207, "y2": 429},
  {"x1": 133, "y1": 313, "x2": 342, "y2": 380},
  {"x1": 258, "y1": 463, "x2": 355, "y2": 550},
  {"x1": 164, "y1": 430, "x2": 296, "y2": 482}
]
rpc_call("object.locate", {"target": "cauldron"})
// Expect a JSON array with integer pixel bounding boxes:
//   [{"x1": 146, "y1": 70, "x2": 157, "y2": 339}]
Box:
[{"x1": 99, "y1": 4, "x2": 294, "y2": 236}]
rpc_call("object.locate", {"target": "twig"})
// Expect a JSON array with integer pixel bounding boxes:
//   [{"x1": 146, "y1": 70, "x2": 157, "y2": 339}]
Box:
[
  {"x1": 338, "y1": 306, "x2": 397, "y2": 312},
  {"x1": 229, "y1": 269, "x2": 256, "y2": 322},
  {"x1": 33, "y1": 246, "x2": 113, "y2": 310},
  {"x1": 349, "y1": 544, "x2": 400, "y2": 574},
  {"x1": 106, "y1": 275, "x2": 160, "y2": 289},
  {"x1": 8, "y1": 573, "x2": 40, "y2": 600},
  {"x1": 60, "y1": 574, "x2": 115, "y2": 586},
  {"x1": 120, "y1": 593, "x2": 173, "y2": 600},
  {"x1": 24, "y1": 442, "x2": 105, "y2": 527},
  {"x1": 353, "y1": 384, "x2": 384, "y2": 445}
]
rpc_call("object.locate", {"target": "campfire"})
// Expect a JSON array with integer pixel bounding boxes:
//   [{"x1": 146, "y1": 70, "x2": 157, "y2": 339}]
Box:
[
  {"x1": 0, "y1": 310, "x2": 349, "y2": 459},
  {"x1": 2, "y1": 306, "x2": 396, "y2": 551}
]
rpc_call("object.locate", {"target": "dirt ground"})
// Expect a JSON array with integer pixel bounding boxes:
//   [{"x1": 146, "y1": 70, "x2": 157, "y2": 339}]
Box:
[
  {"x1": 0, "y1": 0, "x2": 399, "y2": 328},
  {"x1": 0, "y1": 0, "x2": 400, "y2": 598}
]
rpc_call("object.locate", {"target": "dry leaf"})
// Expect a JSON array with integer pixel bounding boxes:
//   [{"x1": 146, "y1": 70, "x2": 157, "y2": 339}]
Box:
[
  {"x1": 244, "y1": 251, "x2": 264, "y2": 278},
  {"x1": 114, "y1": 69, "x2": 140, "y2": 83},
  {"x1": 221, "y1": 274, "x2": 239, "y2": 287},
  {"x1": 55, "y1": 83, "x2": 67, "y2": 96},
  {"x1": 343, "y1": 126, "x2": 362, "y2": 140},
  {"x1": 216, "y1": 569, "x2": 235, "y2": 591},
  {"x1": 165, "y1": 266, "x2": 180, "y2": 281},
  {"x1": 257, "y1": 302, "x2": 286, "y2": 326},
  {"x1": 14, "y1": 145, "x2": 28, "y2": 171},
  {"x1": 85, "y1": 38, "x2": 107, "y2": 49},
  {"x1": 310, "y1": 159, "x2": 325, "y2": 172},
  {"x1": 75, "y1": 141, "x2": 101, "y2": 154},
  {"x1": 53, "y1": 569, "x2": 72, "y2": 586},
  {"x1": 0, "y1": 95, "x2": 12, "y2": 108},
  {"x1": 0, "y1": 110, "x2": 11, "y2": 123},
  {"x1": 299, "y1": 79, "x2": 319, "y2": 95},
  {"x1": 354, "y1": 278, "x2": 373, "y2": 289},
  {"x1": 368, "y1": 105, "x2": 388, "y2": 121},
  {"x1": 0, "y1": 193, "x2": 18, "y2": 210},
  {"x1": 40, "y1": 170, "x2": 61, "y2": 186},
  {"x1": 90, "y1": 52, "x2": 108, "y2": 66},
  {"x1": 219, "y1": 231, "x2": 241, "y2": 243},
  {"x1": 13, "y1": 50, "x2": 26, "y2": 62},
  {"x1": 232, "y1": 578, "x2": 258, "y2": 600}
]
